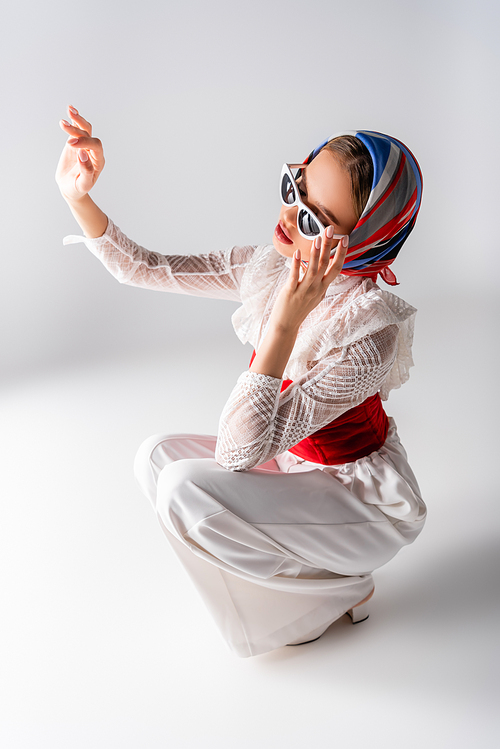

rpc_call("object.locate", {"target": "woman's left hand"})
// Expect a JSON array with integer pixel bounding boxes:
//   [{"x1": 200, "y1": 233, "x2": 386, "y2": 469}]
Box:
[{"x1": 269, "y1": 228, "x2": 349, "y2": 334}]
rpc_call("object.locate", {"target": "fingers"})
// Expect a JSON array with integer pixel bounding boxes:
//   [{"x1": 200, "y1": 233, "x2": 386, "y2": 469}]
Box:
[
  {"x1": 306, "y1": 226, "x2": 337, "y2": 280},
  {"x1": 77, "y1": 148, "x2": 91, "y2": 167},
  {"x1": 60, "y1": 120, "x2": 89, "y2": 138},
  {"x1": 60, "y1": 107, "x2": 103, "y2": 164},
  {"x1": 60, "y1": 127, "x2": 103, "y2": 157},
  {"x1": 60, "y1": 107, "x2": 95, "y2": 153},
  {"x1": 288, "y1": 248, "x2": 301, "y2": 288},
  {"x1": 60, "y1": 121, "x2": 100, "y2": 151},
  {"x1": 324, "y1": 235, "x2": 349, "y2": 284},
  {"x1": 65, "y1": 135, "x2": 103, "y2": 153},
  {"x1": 307, "y1": 235, "x2": 322, "y2": 276},
  {"x1": 67, "y1": 105, "x2": 93, "y2": 136},
  {"x1": 321, "y1": 225, "x2": 336, "y2": 265}
]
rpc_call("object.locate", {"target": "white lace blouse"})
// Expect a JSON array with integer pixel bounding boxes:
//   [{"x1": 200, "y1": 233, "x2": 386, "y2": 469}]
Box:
[{"x1": 64, "y1": 219, "x2": 417, "y2": 471}]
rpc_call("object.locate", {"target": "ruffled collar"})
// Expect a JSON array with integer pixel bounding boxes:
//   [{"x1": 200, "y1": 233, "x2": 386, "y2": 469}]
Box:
[{"x1": 231, "y1": 244, "x2": 416, "y2": 397}]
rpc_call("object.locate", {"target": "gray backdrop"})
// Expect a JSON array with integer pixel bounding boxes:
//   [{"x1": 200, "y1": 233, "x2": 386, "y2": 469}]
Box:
[
  {"x1": 2, "y1": 0, "x2": 499, "y2": 380},
  {"x1": 1, "y1": 2, "x2": 499, "y2": 748}
]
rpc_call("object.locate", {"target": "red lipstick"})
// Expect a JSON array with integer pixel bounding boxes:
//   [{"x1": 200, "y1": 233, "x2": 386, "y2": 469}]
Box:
[{"x1": 274, "y1": 221, "x2": 293, "y2": 245}]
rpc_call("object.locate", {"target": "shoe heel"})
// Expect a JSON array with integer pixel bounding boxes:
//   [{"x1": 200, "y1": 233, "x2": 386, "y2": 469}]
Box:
[
  {"x1": 346, "y1": 586, "x2": 374, "y2": 624},
  {"x1": 346, "y1": 600, "x2": 370, "y2": 624}
]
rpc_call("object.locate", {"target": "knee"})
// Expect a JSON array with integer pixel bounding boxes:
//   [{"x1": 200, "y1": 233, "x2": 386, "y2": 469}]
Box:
[
  {"x1": 155, "y1": 458, "x2": 219, "y2": 537},
  {"x1": 156, "y1": 457, "x2": 211, "y2": 500},
  {"x1": 133, "y1": 433, "x2": 177, "y2": 509}
]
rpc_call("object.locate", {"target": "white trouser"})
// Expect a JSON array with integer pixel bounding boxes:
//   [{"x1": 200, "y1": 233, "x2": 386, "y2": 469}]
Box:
[{"x1": 134, "y1": 419, "x2": 426, "y2": 657}]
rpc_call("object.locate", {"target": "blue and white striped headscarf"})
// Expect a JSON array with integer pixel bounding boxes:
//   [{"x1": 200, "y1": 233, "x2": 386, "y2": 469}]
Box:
[{"x1": 305, "y1": 131, "x2": 423, "y2": 285}]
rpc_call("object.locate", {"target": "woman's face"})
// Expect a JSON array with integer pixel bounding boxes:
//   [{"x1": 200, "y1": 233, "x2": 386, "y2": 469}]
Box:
[{"x1": 273, "y1": 149, "x2": 359, "y2": 262}]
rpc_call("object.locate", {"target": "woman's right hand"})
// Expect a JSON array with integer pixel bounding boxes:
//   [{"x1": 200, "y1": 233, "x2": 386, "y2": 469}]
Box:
[{"x1": 55, "y1": 105, "x2": 105, "y2": 203}]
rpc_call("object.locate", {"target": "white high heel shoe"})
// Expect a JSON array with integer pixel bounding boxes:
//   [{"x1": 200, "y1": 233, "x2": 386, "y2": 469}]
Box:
[
  {"x1": 346, "y1": 601, "x2": 370, "y2": 623},
  {"x1": 287, "y1": 587, "x2": 374, "y2": 645},
  {"x1": 345, "y1": 586, "x2": 374, "y2": 624}
]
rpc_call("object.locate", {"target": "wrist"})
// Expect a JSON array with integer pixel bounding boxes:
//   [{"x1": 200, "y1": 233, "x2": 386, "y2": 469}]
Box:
[
  {"x1": 63, "y1": 193, "x2": 108, "y2": 239},
  {"x1": 61, "y1": 191, "x2": 89, "y2": 207},
  {"x1": 249, "y1": 323, "x2": 298, "y2": 379},
  {"x1": 270, "y1": 318, "x2": 301, "y2": 337}
]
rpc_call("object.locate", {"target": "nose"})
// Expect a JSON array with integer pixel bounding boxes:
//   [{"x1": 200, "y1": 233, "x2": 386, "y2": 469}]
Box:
[{"x1": 282, "y1": 204, "x2": 298, "y2": 228}]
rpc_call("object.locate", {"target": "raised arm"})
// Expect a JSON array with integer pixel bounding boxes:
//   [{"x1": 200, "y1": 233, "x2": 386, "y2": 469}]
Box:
[
  {"x1": 63, "y1": 219, "x2": 255, "y2": 301},
  {"x1": 55, "y1": 106, "x2": 108, "y2": 238},
  {"x1": 56, "y1": 106, "x2": 255, "y2": 301}
]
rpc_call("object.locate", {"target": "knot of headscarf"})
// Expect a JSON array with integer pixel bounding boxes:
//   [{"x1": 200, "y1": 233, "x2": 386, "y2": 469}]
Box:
[{"x1": 305, "y1": 131, "x2": 423, "y2": 286}]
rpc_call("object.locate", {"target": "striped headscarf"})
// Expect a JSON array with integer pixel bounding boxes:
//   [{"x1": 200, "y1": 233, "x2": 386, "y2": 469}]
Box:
[{"x1": 306, "y1": 131, "x2": 423, "y2": 285}]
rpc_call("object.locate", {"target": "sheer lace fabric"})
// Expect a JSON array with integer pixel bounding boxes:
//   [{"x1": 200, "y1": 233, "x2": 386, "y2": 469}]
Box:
[{"x1": 64, "y1": 219, "x2": 417, "y2": 471}]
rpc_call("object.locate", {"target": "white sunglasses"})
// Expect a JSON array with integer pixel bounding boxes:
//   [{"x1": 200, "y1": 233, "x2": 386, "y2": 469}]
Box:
[{"x1": 280, "y1": 163, "x2": 346, "y2": 243}]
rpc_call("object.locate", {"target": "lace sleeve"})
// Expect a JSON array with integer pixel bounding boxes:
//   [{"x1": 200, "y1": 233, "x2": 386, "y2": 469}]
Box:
[
  {"x1": 63, "y1": 218, "x2": 255, "y2": 301},
  {"x1": 215, "y1": 325, "x2": 399, "y2": 471}
]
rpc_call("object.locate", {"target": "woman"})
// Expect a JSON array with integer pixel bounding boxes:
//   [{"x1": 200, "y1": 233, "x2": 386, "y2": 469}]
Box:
[{"x1": 57, "y1": 107, "x2": 426, "y2": 657}]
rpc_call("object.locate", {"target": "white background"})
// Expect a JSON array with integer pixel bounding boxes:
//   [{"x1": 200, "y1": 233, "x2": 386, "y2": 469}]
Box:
[{"x1": 1, "y1": 1, "x2": 499, "y2": 747}]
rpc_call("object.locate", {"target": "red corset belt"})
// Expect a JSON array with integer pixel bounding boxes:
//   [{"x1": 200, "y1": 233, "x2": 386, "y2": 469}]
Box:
[{"x1": 249, "y1": 350, "x2": 389, "y2": 466}]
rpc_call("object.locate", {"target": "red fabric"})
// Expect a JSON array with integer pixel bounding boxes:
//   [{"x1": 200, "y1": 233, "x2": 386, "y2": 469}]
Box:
[
  {"x1": 342, "y1": 263, "x2": 399, "y2": 286},
  {"x1": 249, "y1": 350, "x2": 389, "y2": 465}
]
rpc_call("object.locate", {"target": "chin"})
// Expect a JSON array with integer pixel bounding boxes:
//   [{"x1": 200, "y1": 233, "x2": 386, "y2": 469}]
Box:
[{"x1": 272, "y1": 234, "x2": 295, "y2": 258}]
